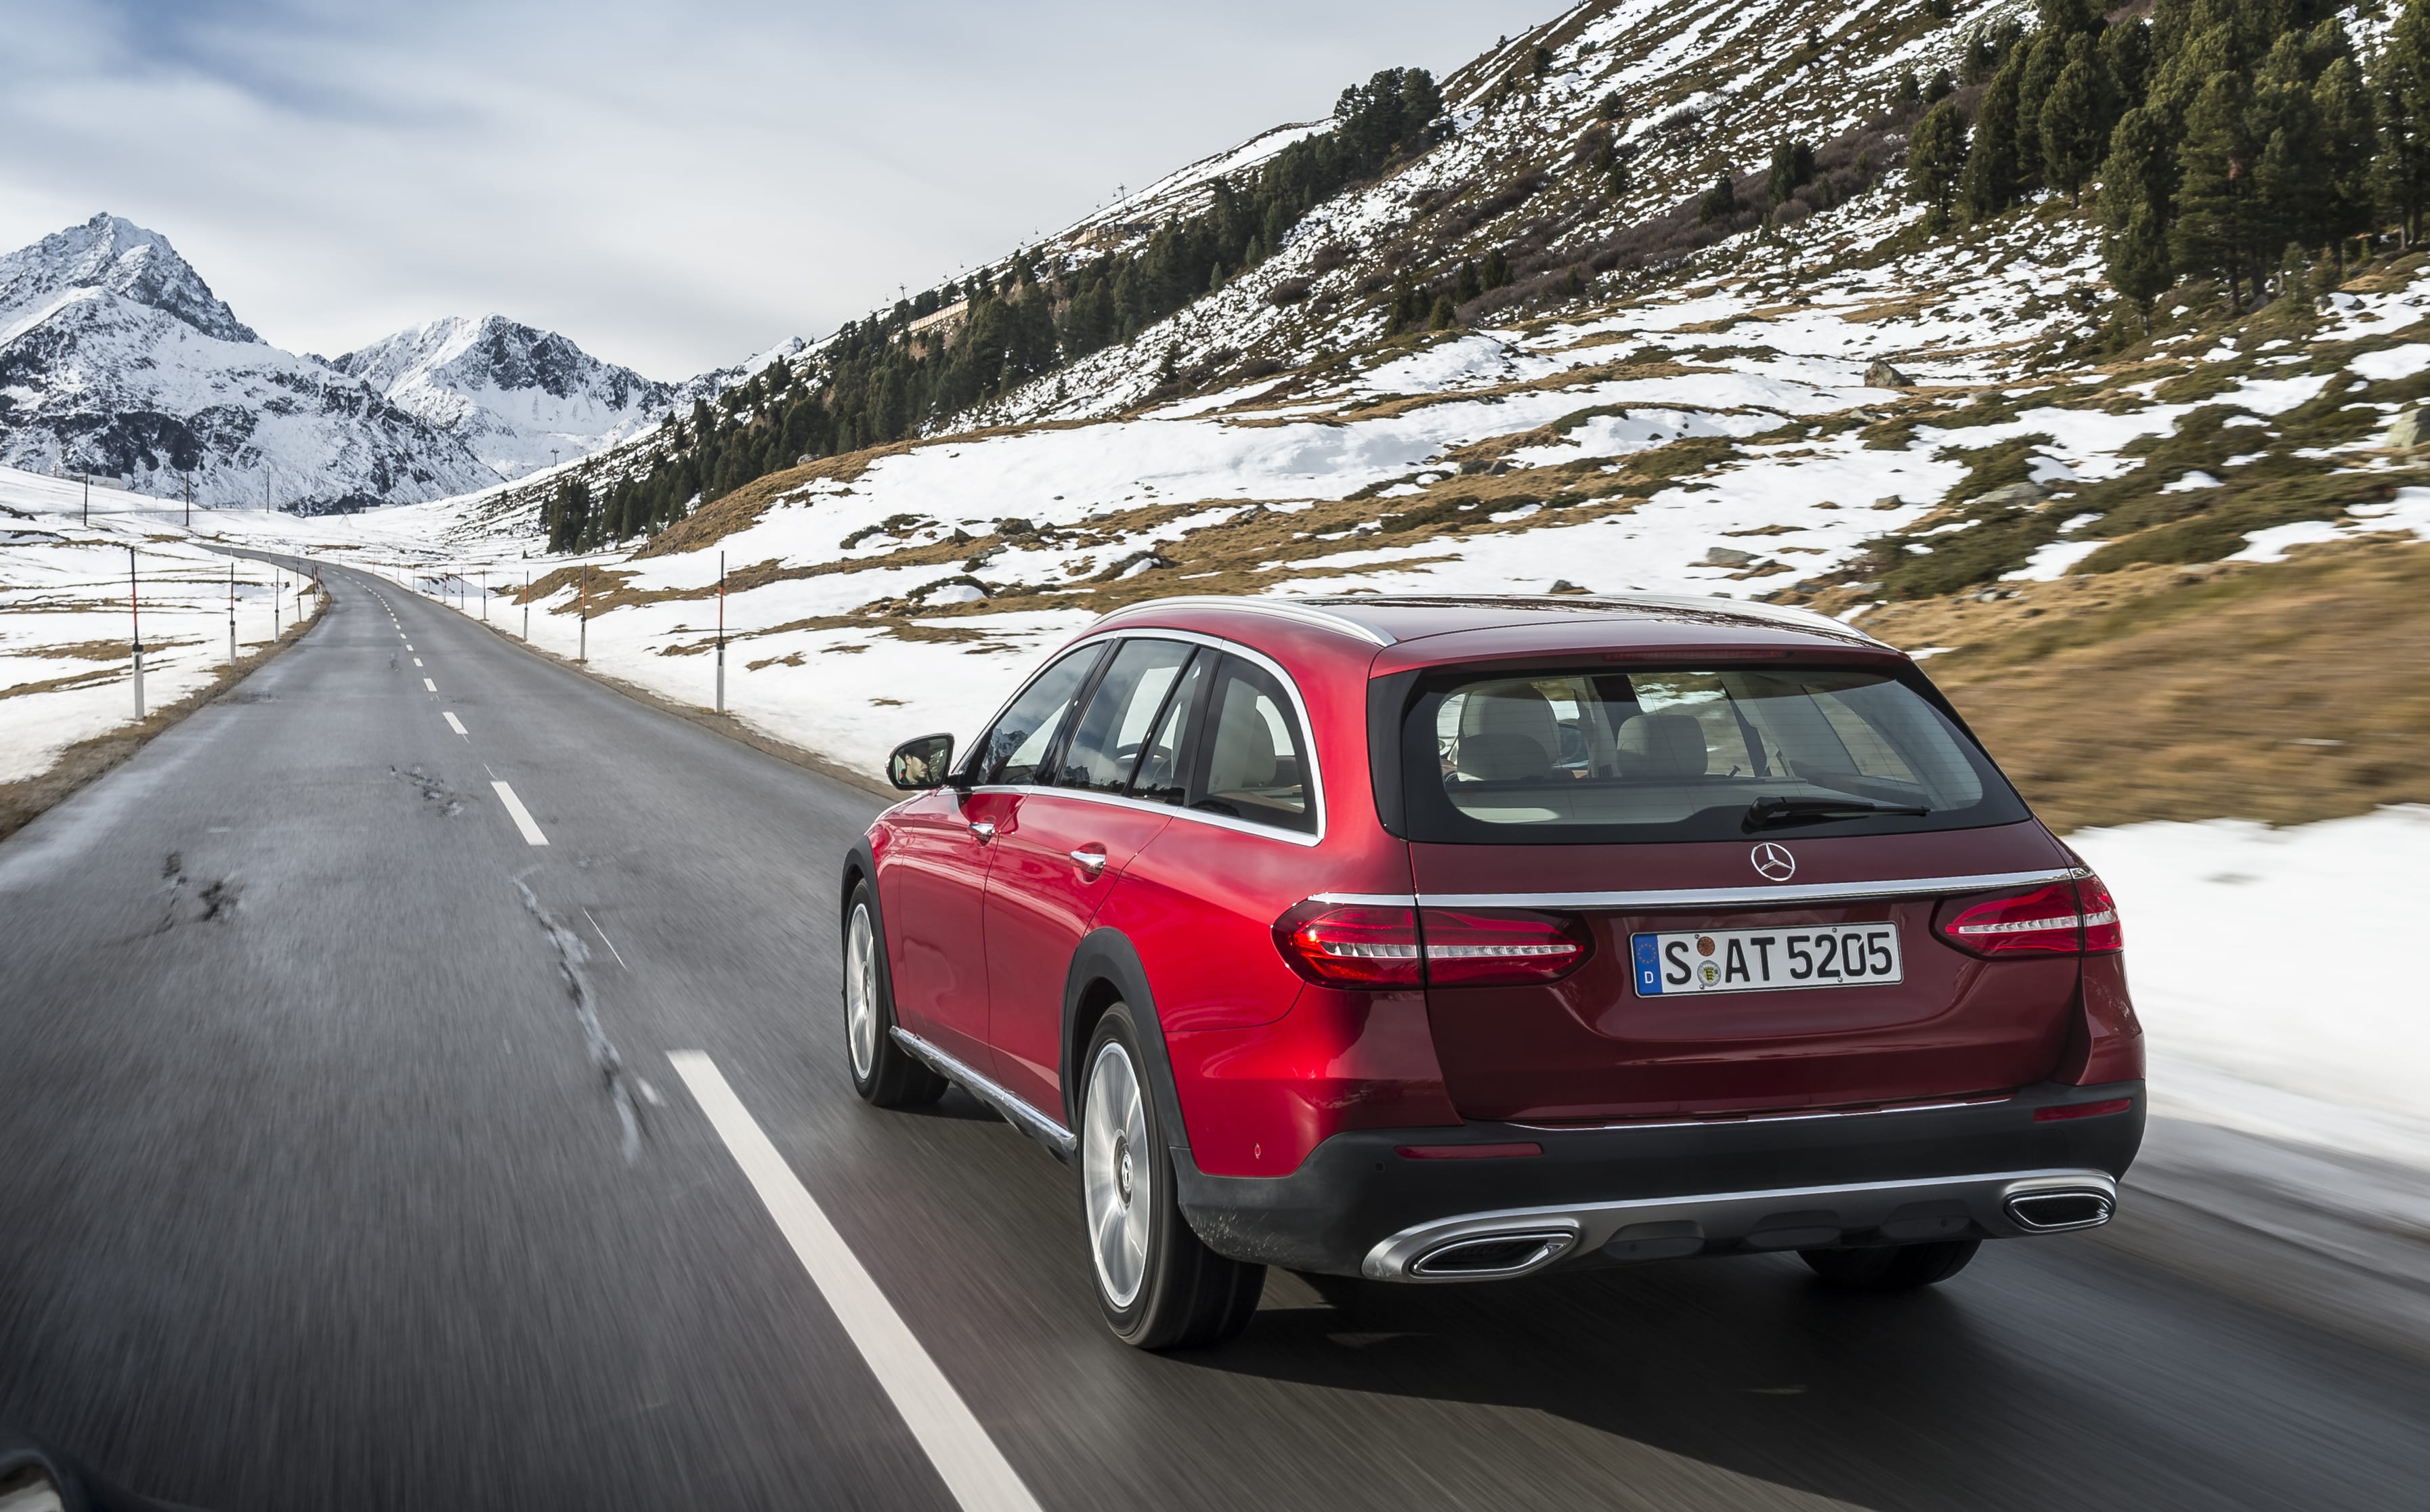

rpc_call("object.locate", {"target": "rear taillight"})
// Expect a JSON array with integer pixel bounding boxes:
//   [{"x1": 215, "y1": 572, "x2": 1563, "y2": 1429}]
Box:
[
  {"x1": 1418, "y1": 908, "x2": 1591, "y2": 986},
  {"x1": 1935, "y1": 876, "x2": 2125, "y2": 958},
  {"x1": 1274, "y1": 903, "x2": 1424, "y2": 987},
  {"x1": 1274, "y1": 902, "x2": 1590, "y2": 988}
]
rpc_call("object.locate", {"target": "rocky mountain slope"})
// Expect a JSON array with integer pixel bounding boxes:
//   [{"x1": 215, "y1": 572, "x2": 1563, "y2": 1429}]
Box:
[
  {"x1": 0, "y1": 215, "x2": 733, "y2": 513},
  {"x1": 330, "y1": 314, "x2": 691, "y2": 480}
]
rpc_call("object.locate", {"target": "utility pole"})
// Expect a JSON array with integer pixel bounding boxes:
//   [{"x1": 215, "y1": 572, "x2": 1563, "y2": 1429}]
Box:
[
  {"x1": 716, "y1": 550, "x2": 726, "y2": 714},
  {"x1": 129, "y1": 547, "x2": 144, "y2": 718}
]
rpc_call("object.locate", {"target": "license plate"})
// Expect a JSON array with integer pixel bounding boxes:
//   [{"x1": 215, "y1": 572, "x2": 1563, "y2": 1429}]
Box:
[{"x1": 1630, "y1": 924, "x2": 1903, "y2": 996}]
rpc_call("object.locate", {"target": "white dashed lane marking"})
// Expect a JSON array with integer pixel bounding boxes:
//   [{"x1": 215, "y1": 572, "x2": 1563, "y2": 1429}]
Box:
[
  {"x1": 490, "y1": 781, "x2": 548, "y2": 846},
  {"x1": 413, "y1": 658, "x2": 423, "y2": 667},
  {"x1": 670, "y1": 1052, "x2": 1044, "y2": 1512},
  {"x1": 442, "y1": 712, "x2": 468, "y2": 737},
  {"x1": 423, "y1": 678, "x2": 436, "y2": 692}
]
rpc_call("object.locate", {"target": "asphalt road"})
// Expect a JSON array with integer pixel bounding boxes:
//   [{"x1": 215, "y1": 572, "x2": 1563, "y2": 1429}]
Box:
[{"x1": 5, "y1": 563, "x2": 2428, "y2": 1511}]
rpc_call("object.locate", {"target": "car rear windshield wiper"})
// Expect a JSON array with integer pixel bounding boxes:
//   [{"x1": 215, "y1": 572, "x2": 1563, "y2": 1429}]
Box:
[{"x1": 1744, "y1": 796, "x2": 1931, "y2": 831}]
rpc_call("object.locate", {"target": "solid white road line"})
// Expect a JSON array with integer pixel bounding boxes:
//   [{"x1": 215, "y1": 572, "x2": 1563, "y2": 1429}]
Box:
[
  {"x1": 490, "y1": 781, "x2": 549, "y2": 846},
  {"x1": 442, "y1": 712, "x2": 468, "y2": 737},
  {"x1": 422, "y1": 677, "x2": 437, "y2": 692},
  {"x1": 669, "y1": 1052, "x2": 1044, "y2": 1512}
]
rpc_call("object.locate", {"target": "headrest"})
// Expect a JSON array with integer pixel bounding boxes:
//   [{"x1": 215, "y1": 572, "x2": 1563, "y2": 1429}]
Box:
[
  {"x1": 1210, "y1": 690, "x2": 1278, "y2": 787},
  {"x1": 1616, "y1": 712, "x2": 1709, "y2": 778}
]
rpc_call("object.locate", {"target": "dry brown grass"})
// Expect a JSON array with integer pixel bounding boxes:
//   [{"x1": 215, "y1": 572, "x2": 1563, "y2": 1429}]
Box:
[{"x1": 1851, "y1": 540, "x2": 2430, "y2": 830}]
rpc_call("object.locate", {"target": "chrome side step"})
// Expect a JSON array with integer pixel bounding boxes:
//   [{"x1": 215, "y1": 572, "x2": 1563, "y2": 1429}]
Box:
[
  {"x1": 1362, "y1": 1169, "x2": 2120, "y2": 1282},
  {"x1": 891, "y1": 1027, "x2": 1078, "y2": 1160}
]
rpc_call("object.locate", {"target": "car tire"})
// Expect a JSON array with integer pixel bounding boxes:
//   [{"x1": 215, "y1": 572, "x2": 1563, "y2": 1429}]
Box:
[
  {"x1": 1799, "y1": 1238, "x2": 1980, "y2": 1290},
  {"x1": 1079, "y1": 1003, "x2": 1265, "y2": 1349},
  {"x1": 843, "y1": 881, "x2": 947, "y2": 1108}
]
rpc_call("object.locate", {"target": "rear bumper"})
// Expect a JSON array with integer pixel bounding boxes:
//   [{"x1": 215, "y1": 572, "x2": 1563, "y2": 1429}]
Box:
[{"x1": 1171, "y1": 1079, "x2": 2144, "y2": 1278}]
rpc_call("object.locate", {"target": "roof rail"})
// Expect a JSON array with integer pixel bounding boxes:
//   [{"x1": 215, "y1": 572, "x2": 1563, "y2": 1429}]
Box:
[{"x1": 1095, "y1": 595, "x2": 1397, "y2": 647}]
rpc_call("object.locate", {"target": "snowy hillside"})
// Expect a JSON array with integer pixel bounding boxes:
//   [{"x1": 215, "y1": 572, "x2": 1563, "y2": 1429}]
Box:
[
  {"x1": 333, "y1": 315, "x2": 685, "y2": 479},
  {"x1": 0, "y1": 467, "x2": 321, "y2": 791}
]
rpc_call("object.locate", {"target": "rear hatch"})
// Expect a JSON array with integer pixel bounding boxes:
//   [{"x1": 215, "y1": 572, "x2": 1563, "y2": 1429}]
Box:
[{"x1": 1393, "y1": 657, "x2": 2085, "y2": 1123}]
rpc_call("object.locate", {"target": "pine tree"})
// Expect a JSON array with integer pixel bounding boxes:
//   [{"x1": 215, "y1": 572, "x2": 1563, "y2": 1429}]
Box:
[
  {"x1": 1699, "y1": 173, "x2": 1740, "y2": 221},
  {"x1": 1428, "y1": 293, "x2": 1459, "y2": 330},
  {"x1": 1963, "y1": 28, "x2": 1995, "y2": 86},
  {"x1": 1483, "y1": 247, "x2": 1512, "y2": 288},
  {"x1": 2374, "y1": 0, "x2": 2430, "y2": 246},
  {"x1": 2101, "y1": 20, "x2": 2154, "y2": 118},
  {"x1": 1961, "y1": 64, "x2": 2024, "y2": 219},
  {"x1": 2313, "y1": 54, "x2": 2379, "y2": 266},
  {"x1": 1894, "y1": 70, "x2": 1923, "y2": 117},
  {"x1": 2041, "y1": 52, "x2": 2106, "y2": 204},
  {"x1": 2015, "y1": 31, "x2": 2067, "y2": 187},
  {"x1": 1767, "y1": 138, "x2": 1815, "y2": 206},
  {"x1": 2173, "y1": 71, "x2": 2262, "y2": 308},
  {"x1": 1456, "y1": 259, "x2": 1483, "y2": 303},
  {"x1": 1906, "y1": 100, "x2": 1970, "y2": 231}
]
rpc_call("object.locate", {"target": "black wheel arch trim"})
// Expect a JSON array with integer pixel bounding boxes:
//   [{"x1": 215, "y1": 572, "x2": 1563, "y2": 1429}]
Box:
[{"x1": 1062, "y1": 927, "x2": 1192, "y2": 1159}]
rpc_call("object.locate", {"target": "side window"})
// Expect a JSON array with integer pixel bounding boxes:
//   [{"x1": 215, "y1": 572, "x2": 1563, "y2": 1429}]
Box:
[
  {"x1": 976, "y1": 645, "x2": 1105, "y2": 787},
  {"x1": 1054, "y1": 639, "x2": 1196, "y2": 792},
  {"x1": 1191, "y1": 655, "x2": 1315, "y2": 833},
  {"x1": 1126, "y1": 651, "x2": 1208, "y2": 806}
]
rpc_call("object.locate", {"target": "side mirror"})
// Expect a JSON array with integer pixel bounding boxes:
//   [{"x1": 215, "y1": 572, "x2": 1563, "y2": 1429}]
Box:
[{"x1": 888, "y1": 733, "x2": 956, "y2": 791}]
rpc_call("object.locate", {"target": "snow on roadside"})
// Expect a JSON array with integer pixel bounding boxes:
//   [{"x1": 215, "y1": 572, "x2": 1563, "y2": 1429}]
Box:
[
  {"x1": 0, "y1": 469, "x2": 324, "y2": 783},
  {"x1": 2070, "y1": 807, "x2": 2430, "y2": 1170}
]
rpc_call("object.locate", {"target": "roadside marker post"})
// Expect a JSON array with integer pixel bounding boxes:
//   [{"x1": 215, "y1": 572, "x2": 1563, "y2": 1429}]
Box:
[
  {"x1": 228, "y1": 561, "x2": 238, "y2": 667},
  {"x1": 579, "y1": 565, "x2": 589, "y2": 664},
  {"x1": 716, "y1": 550, "x2": 726, "y2": 714},
  {"x1": 129, "y1": 546, "x2": 144, "y2": 718},
  {"x1": 522, "y1": 569, "x2": 530, "y2": 641}
]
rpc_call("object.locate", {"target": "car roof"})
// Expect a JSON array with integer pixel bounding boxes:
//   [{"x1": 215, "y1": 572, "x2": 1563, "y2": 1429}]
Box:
[{"x1": 1100, "y1": 593, "x2": 1892, "y2": 654}]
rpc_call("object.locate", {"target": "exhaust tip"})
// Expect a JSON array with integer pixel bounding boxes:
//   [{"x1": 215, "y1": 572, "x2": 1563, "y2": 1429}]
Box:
[
  {"x1": 1409, "y1": 1230, "x2": 1573, "y2": 1278},
  {"x1": 2005, "y1": 1189, "x2": 2113, "y2": 1232}
]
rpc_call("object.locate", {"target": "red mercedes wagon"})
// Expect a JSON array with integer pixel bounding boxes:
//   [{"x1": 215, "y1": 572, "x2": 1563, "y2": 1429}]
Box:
[{"x1": 840, "y1": 595, "x2": 2144, "y2": 1349}]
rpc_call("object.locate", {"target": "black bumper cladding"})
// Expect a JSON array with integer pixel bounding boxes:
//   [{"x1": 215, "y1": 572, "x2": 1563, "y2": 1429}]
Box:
[{"x1": 1172, "y1": 1080, "x2": 2144, "y2": 1279}]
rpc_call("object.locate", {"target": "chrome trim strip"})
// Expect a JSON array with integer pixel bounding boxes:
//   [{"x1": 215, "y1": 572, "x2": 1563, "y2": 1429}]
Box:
[
  {"x1": 1306, "y1": 891, "x2": 1420, "y2": 906},
  {"x1": 891, "y1": 1027, "x2": 1076, "y2": 1159},
  {"x1": 1417, "y1": 867, "x2": 2085, "y2": 913},
  {"x1": 1361, "y1": 1168, "x2": 2118, "y2": 1282},
  {"x1": 1506, "y1": 1094, "x2": 2010, "y2": 1133},
  {"x1": 1099, "y1": 595, "x2": 1397, "y2": 647}
]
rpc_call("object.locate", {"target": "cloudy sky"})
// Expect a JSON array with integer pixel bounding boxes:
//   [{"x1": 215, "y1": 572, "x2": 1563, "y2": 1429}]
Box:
[{"x1": 0, "y1": 0, "x2": 1551, "y2": 379}]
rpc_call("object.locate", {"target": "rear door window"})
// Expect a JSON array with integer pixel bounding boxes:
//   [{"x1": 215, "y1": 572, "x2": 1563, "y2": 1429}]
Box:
[
  {"x1": 1054, "y1": 639, "x2": 1197, "y2": 793},
  {"x1": 1127, "y1": 651, "x2": 1208, "y2": 806},
  {"x1": 1405, "y1": 664, "x2": 2023, "y2": 842},
  {"x1": 975, "y1": 645, "x2": 1105, "y2": 786},
  {"x1": 1191, "y1": 655, "x2": 1315, "y2": 834}
]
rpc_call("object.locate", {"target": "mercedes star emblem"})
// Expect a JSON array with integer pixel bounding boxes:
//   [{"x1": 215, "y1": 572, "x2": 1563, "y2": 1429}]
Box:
[{"x1": 1750, "y1": 842, "x2": 1797, "y2": 882}]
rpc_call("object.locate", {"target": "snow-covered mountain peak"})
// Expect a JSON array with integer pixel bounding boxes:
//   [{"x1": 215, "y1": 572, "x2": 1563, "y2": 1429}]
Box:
[
  {"x1": 332, "y1": 314, "x2": 681, "y2": 479},
  {"x1": 0, "y1": 212, "x2": 257, "y2": 343}
]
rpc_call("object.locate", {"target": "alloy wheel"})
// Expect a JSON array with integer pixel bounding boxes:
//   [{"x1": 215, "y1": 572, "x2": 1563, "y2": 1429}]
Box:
[
  {"x1": 1082, "y1": 1039, "x2": 1153, "y2": 1308},
  {"x1": 845, "y1": 903, "x2": 878, "y2": 1080}
]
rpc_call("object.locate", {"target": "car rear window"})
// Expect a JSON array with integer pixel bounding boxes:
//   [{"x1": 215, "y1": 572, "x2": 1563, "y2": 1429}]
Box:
[{"x1": 1399, "y1": 664, "x2": 2028, "y2": 844}]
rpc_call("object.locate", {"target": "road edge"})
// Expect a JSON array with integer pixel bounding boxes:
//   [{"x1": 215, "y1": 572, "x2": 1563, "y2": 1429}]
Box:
[{"x1": 0, "y1": 602, "x2": 326, "y2": 847}]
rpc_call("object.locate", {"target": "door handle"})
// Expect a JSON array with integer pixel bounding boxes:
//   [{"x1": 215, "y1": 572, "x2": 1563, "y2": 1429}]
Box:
[
  {"x1": 1069, "y1": 848, "x2": 1108, "y2": 876},
  {"x1": 968, "y1": 821, "x2": 997, "y2": 841}
]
